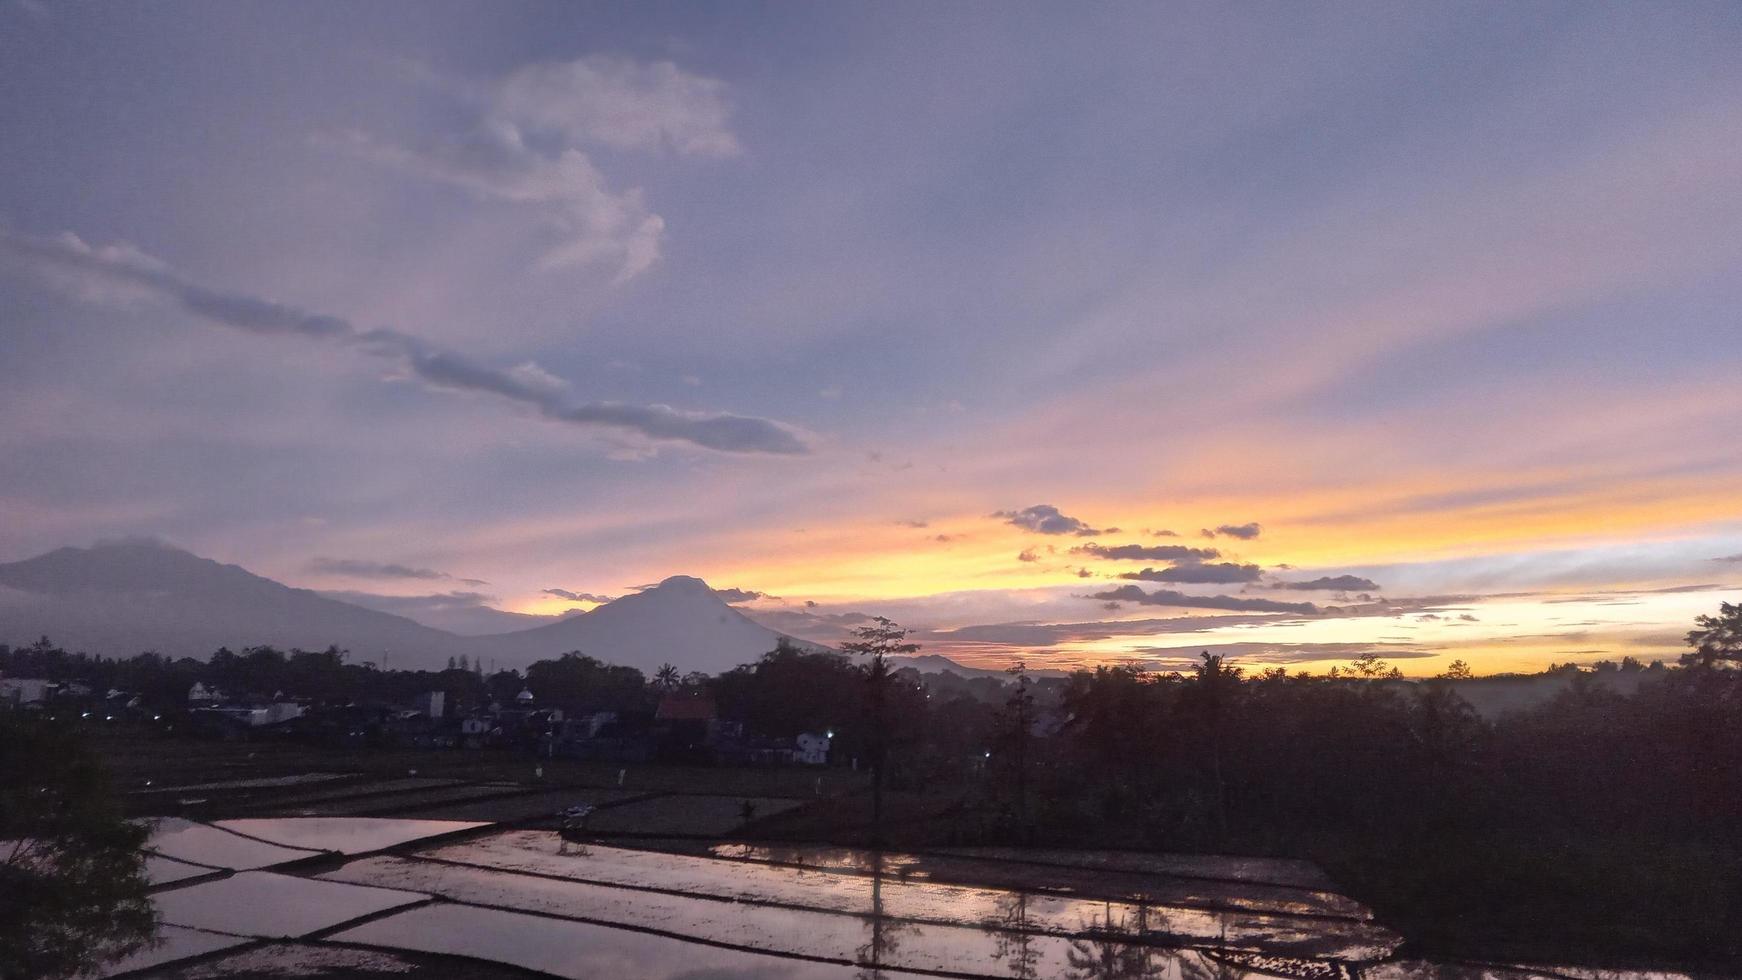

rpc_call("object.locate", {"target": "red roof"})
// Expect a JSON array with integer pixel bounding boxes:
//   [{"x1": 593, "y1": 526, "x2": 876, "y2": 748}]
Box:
[{"x1": 655, "y1": 693, "x2": 717, "y2": 722}]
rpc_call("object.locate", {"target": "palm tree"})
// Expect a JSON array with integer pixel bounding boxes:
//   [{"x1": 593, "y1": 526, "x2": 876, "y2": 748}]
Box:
[{"x1": 655, "y1": 663, "x2": 681, "y2": 691}]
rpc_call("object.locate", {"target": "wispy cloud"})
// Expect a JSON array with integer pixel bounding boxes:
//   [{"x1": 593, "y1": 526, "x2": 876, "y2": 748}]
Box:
[
  {"x1": 309, "y1": 557, "x2": 485, "y2": 585},
  {"x1": 1118, "y1": 562, "x2": 1263, "y2": 584},
  {"x1": 1275, "y1": 574, "x2": 1382, "y2": 591},
  {"x1": 1202, "y1": 522, "x2": 1262, "y2": 540},
  {"x1": 329, "y1": 55, "x2": 737, "y2": 281},
  {"x1": 1072, "y1": 542, "x2": 1220, "y2": 562},
  {"x1": 542, "y1": 588, "x2": 614, "y2": 603},
  {"x1": 1088, "y1": 585, "x2": 1318, "y2": 614},
  {"x1": 492, "y1": 56, "x2": 740, "y2": 157},
  {"x1": 0, "y1": 230, "x2": 811, "y2": 455}
]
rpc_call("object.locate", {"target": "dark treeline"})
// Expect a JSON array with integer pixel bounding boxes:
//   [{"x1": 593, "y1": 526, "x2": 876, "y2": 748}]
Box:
[{"x1": 4, "y1": 603, "x2": 1741, "y2": 967}]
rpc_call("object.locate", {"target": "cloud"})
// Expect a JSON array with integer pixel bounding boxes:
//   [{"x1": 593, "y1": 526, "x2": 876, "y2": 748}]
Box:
[
  {"x1": 894, "y1": 520, "x2": 929, "y2": 528},
  {"x1": 0, "y1": 230, "x2": 811, "y2": 455},
  {"x1": 1149, "y1": 529, "x2": 1180, "y2": 538},
  {"x1": 328, "y1": 126, "x2": 665, "y2": 281},
  {"x1": 492, "y1": 55, "x2": 740, "y2": 157},
  {"x1": 1201, "y1": 522, "x2": 1262, "y2": 539},
  {"x1": 713, "y1": 587, "x2": 768, "y2": 604},
  {"x1": 1128, "y1": 641, "x2": 1437, "y2": 670},
  {"x1": 1274, "y1": 574, "x2": 1382, "y2": 591},
  {"x1": 994, "y1": 504, "x2": 1114, "y2": 536},
  {"x1": 309, "y1": 557, "x2": 485, "y2": 585},
  {"x1": 542, "y1": 588, "x2": 614, "y2": 604},
  {"x1": 1071, "y1": 542, "x2": 1220, "y2": 562},
  {"x1": 1712, "y1": 554, "x2": 1742, "y2": 563},
  {"x1": 1088, "y1": 585, "x2": 1318, "y2": 615},
  {"x1": 1017, "y1": 548, "x2": 1042, "y2": 563},
  {"x1": 322, "y1": 589, "x2": 561, "y2": 635},
  {"x1": 742, "y1": 606, "x2": 874, "y2": 645},
  {"x1": 327, "y1": 56, "x2": 736, "y2": 281},
  {"x1": 329, "y1": 588, "x2": 495, "y2": 607},
  {"x1": 1119, "y1": 562, "x2": 1263, "y2": 584}
]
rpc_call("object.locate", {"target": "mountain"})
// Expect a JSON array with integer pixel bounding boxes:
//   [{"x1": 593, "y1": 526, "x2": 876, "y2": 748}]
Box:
[
  {"x1": 0, "y1": 541, "x2": 470, "y2": 667},
  {"x1": 0, "y1": 542, "x2": 819, "y2": 675},
  {"x1": 889, "y1": 654, "x2": 1065, "y2": 680},
  {"x1": 460, "y1": 575, "x2": 821, "y2": 676}
]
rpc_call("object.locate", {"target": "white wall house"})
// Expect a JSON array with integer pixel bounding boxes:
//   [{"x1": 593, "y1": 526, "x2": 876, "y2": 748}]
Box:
[
  {"x1": 795, "y1": 732, "x2": 831, "y2": 765},
  {"x1": 0, "y1": 677, "x2": 54, "y2": 704}
]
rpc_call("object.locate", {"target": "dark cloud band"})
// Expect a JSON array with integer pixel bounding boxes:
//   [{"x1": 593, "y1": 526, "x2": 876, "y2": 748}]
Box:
[
  {"x1": 1274, "y1": 574, "x2": 1382, "y2": 591},
  {"x1": 1088, "y1": 585, "x2": 1318, "y2": 615},
  {"x1": 994, "y1": 504, "x2": 1114, "y2": 537},
  {"x1": 1118, "y1": 562, "x2": 1263, "y2": 584},
  {"x1": 0, "y1": 230, "x2": 811, "y2": 455}
]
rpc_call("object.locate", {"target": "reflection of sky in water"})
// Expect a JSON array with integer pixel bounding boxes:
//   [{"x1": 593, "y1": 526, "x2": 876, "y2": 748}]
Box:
[
  {"x1": 335, "y1": 903, "x2": 880, "y2": 980},
  {"x1": 127, "y1": 820, "x2": 1689, "y2": 980},
  {"x1": 142, "y1": 817, "x2": 320, "y2": 870},
  {"x1": 154, "y1": 870, "x2": 424, "y2": 937},
  {"x1": 337, "y1": 831, "x2": 1398, "y2": 962},
  {"x1": 213, "y1": 816, "x2": 488, "y2": 854},
  {"x1": 707, "y1": 842, "x2": 1368, "y2": 919}
]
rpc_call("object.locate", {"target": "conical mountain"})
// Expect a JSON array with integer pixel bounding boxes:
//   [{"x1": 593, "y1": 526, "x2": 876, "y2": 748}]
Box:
[
  {"x1": 0, "y1": 543, "x2": 822, "y2": 675},
  {"x1": 462, "y1": 575, "x2": 820, "y2": 675}
]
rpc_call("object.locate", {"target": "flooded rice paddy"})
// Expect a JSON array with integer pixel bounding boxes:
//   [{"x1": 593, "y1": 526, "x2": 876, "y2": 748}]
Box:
[{"x1": 108, "y1": 815, "x2": 1689, "y2": 980}]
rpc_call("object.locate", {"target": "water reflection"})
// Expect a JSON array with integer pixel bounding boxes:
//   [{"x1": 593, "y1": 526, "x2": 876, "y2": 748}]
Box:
[
  {"x1": 854, "y1": 850, "x2": 916, "y2": 979},
  {"x1": 988, "y1": 891, "x2": 1043, "y2": 979},
  {"x1": 1065, "y1": 901, "x2": 1168, "y2": 979}
]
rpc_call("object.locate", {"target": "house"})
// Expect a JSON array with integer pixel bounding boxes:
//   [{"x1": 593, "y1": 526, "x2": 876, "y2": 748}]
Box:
[
  {"x1": 0, "y1": 677, "x2": 54, "y2": 704},
  {"x1": 414, "y1": 691, "x2": 445, "y2": 720},
  {"x1": 795, "y1": 732, "x2": 831, "y2": 766},
  {"x1": 655, "y1": 692, "x2": 718, "y2": 724},
  {"x1": 655, "y1": 693, "x2": 719, "y2": 763},
  {"x1": 188, "y1": 682, "x2": 219, "y2": 705}
]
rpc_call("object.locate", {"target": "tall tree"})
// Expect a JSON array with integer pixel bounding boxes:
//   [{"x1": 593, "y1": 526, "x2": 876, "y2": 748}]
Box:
[
  {"x1": 841, "y1": 616, "x2": 918, "y2": 846},
  {"x1": 1684, "y1": 601, "x2": 1742, "y2": 667},
  {"x1": 998, "y1": 663, "x2": 1037, "y2": 832},
  {"x1": 0, "y1": 715, "x2": 156, "y2": 978}
]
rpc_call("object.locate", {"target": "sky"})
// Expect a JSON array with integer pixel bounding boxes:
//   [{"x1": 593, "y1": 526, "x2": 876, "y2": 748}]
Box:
[{"x1": 2, "y1": 1, "x2": 1740, "y2": 676}]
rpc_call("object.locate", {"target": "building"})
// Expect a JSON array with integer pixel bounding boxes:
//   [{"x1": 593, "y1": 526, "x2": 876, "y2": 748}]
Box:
[
  {"x1": 414, "y1": 691, "x2": 445, "y2": 720},
  {"x1": 795, "y1": 732, "x2": 831, "y2": 765},
  {"x1": 0, "y1": 677, "x2": 54, "y2": 704}
]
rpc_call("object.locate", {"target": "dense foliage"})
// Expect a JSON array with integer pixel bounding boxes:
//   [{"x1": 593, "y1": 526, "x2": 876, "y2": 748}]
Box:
[{"x1": 0, "y1": 713, "x2": 155, "y2": 979}]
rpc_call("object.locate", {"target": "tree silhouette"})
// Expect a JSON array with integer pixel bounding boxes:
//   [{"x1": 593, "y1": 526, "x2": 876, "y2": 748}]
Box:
[
  {"x1": 0, "y1": 715, "x2": 156, "y2": 978},
  {"x1": 841, "y1": 616, "x2": 918, "y2": 846},
  {"x1": 997, "y1": 662, "x2": 1037, "y2": 834},
  {"x1": 1684, "y1": 601, "x2": 1742, "y2": 667},
  {"x1": 655, "y1": 663, "x2": 681, "y2": 691}
]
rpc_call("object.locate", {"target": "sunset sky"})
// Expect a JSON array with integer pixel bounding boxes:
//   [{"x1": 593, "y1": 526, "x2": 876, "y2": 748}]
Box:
[{"x1": 3, "y1": 3, "x2": 1740, "y2": 675}]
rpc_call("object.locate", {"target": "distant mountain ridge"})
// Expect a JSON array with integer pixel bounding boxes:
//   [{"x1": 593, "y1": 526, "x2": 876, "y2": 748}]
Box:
[{"x1": 0, "y1": 542, "x2": 812, "y2": 675}]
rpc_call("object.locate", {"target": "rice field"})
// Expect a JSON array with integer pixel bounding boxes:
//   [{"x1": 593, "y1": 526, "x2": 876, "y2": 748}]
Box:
[{"x1": 109, "y1": 814, "x2": 1683, "y2": 980}]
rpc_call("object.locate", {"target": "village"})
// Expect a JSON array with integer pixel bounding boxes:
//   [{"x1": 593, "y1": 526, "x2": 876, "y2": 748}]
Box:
[{"x1": 2, "y1": 670, "x2": 835, "y2": 768}]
